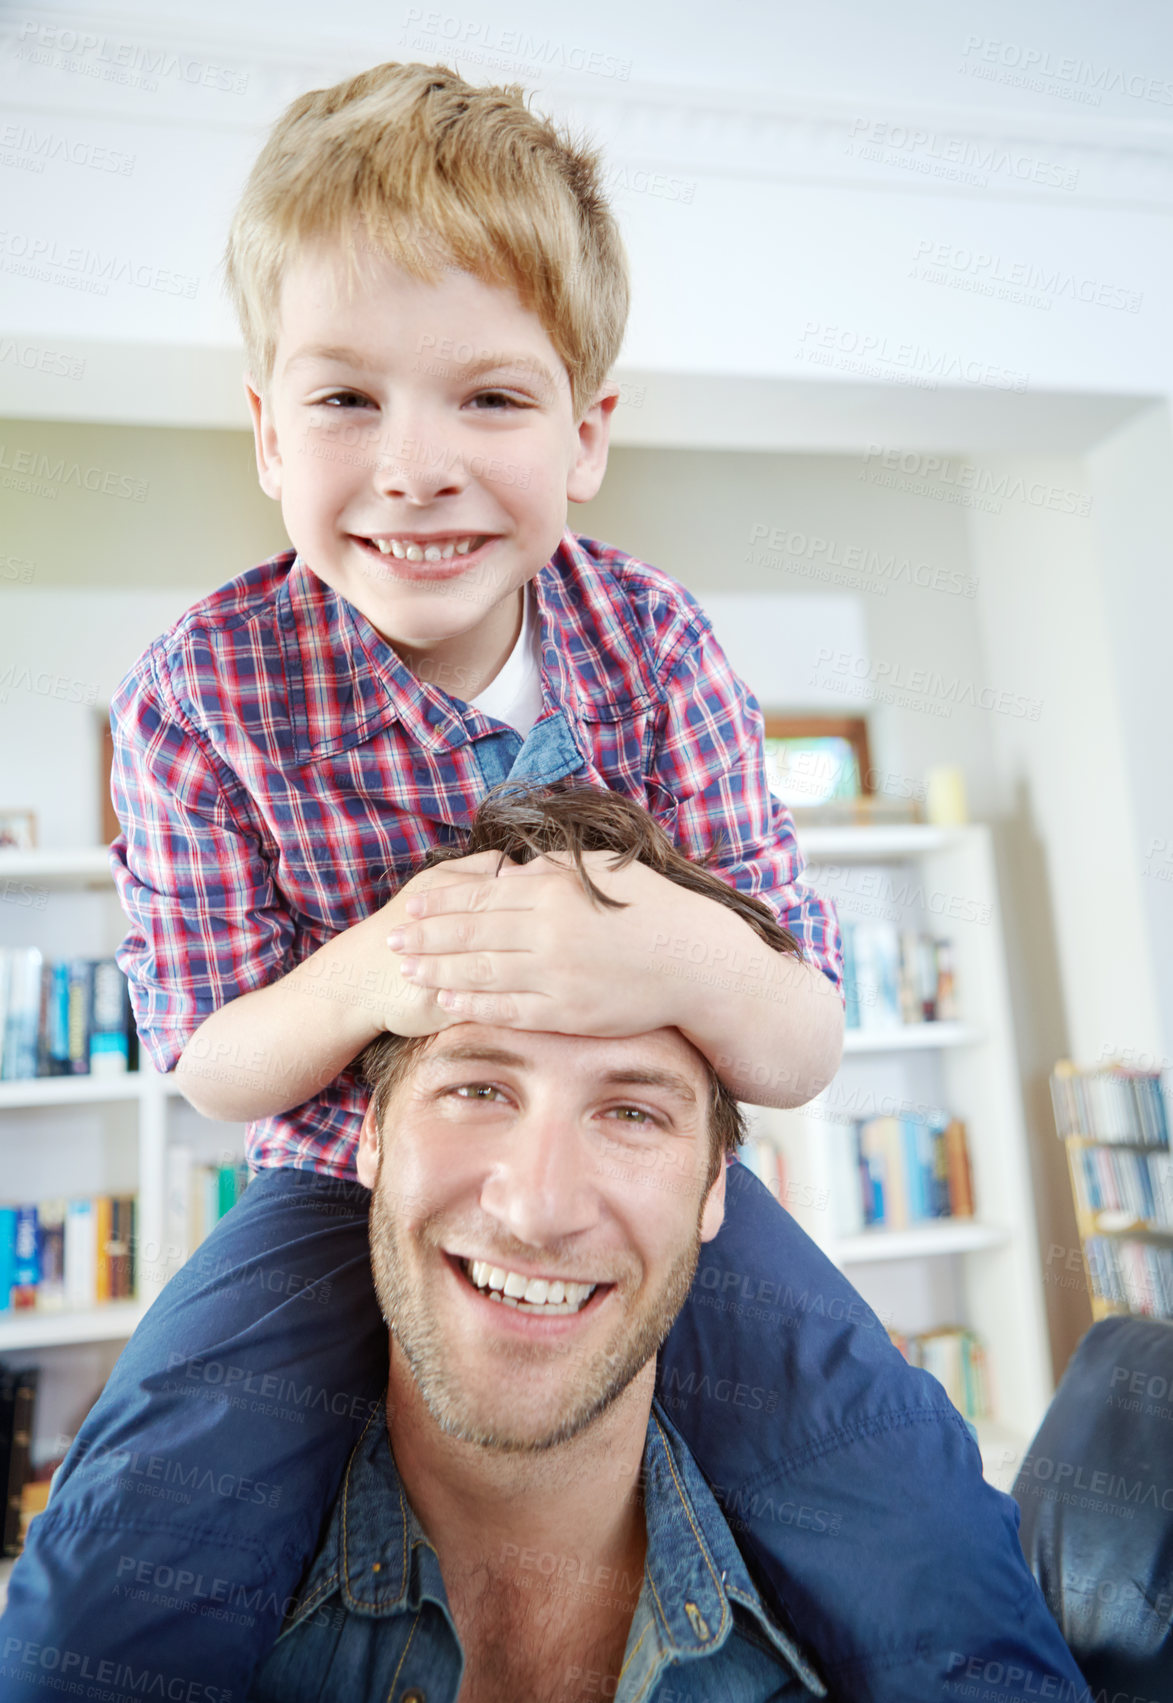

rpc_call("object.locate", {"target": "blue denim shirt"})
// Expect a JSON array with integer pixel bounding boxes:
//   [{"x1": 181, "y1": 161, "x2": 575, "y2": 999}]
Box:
[{"x1": 249, "y1": 1397, "x2": 827, "y2": 1702}]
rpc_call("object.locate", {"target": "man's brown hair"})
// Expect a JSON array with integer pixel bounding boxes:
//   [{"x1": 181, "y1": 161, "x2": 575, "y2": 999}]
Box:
[{"x1": 359, "y1": 782, "x2": 801, "y2": 1172}]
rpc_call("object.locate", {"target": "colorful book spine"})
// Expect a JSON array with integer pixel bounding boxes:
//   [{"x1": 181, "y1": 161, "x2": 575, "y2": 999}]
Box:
[{"x1": 11, "y1": 1206, "x2": 39, "y2": 1310}]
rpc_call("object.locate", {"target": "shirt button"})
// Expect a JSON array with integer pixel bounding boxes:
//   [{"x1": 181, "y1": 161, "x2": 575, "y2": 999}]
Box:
[{"x1": 401, "y1": 1692, "x2": 426, "y2": 1703}]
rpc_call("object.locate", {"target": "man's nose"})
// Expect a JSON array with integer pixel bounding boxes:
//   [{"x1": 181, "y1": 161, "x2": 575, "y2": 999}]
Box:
[{"x1": 479, "y1": 1111, "x2": 600, "y2": 1249}]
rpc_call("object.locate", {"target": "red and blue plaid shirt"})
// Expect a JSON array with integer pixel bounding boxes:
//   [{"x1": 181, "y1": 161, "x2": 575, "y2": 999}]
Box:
[{"x1": 109, "y1": 530, "x2": 841, "y2": 1177}]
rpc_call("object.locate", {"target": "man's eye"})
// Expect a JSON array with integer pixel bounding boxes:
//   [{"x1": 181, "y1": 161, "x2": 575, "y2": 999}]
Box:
[
  {"x1": 452, "y1": 1083, "x2": 505, "y2": 1102},
  {"x1": 608, "y1": 1106, "x2": 654, "y2": 1125}
]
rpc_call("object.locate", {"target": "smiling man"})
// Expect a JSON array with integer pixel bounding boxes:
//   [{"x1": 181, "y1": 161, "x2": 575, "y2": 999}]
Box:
[
  {"x1": 248, "y1": 786, "x2": 827, "y2": 1701},
  {"x1": 242, "y1": 784, "x2": 1086, "y2": 1703}
]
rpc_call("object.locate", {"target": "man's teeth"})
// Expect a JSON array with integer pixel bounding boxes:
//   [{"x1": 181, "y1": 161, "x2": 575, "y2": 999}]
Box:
[
  {"x1": 371, "y1": 536, "x2": 484, "y2": 561},
  {"x1": 465, "y1": 1259, "x2": 597, "y2": 1314}
]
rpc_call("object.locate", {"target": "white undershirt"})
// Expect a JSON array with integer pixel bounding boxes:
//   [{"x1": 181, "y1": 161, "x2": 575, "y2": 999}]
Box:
[{"x1": 470, "y1": 584, "x2": 544, "y2": 736}]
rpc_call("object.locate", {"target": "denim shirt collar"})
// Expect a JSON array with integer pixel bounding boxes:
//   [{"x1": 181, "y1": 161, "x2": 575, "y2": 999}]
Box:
[{"x1": 288, "y1": 1397, "x2": 825, "y2": 1698}]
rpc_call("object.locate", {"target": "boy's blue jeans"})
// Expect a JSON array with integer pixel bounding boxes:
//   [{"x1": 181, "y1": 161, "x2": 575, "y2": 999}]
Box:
[{"x1": 1, "y1": 1163, "x2": 1085, "y2": 1702}]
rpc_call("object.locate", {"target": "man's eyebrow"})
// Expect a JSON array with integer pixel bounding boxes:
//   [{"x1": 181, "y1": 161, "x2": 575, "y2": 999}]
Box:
[
  {"x1": 598, "y1": 1068, "x2": 699, "y2": 1106},
  {"x1": 417, "y1": 1048, "x2": 699, "y2": 1104}
]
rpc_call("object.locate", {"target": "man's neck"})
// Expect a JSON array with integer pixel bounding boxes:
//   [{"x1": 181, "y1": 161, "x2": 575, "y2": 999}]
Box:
[{"x1": 386, "y1": 1352, "x2": 653, "y2": 1589}]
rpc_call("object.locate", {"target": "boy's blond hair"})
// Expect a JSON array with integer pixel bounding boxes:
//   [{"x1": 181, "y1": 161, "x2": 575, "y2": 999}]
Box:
[{"x1": 224, "y1": 60, "x2": 629, "y2": 419}]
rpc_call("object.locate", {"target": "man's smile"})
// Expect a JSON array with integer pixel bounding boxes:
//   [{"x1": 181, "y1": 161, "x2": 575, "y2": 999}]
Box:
[{"x1": 445, "y1": 1252, "x2": 614, "y2": 1319}]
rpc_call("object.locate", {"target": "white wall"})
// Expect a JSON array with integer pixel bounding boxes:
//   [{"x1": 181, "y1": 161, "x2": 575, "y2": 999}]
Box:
[{"x1": 2, "y1": 0, "x2": 1173, "y2": 431}]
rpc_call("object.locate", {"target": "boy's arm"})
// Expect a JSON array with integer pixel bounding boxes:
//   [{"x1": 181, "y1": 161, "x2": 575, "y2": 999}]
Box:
[
  {"x1": 173, "y1": 854, "x2": 504, "y2": 1120},
  {"x1": 109, "y1": 653, "x2": 483, "y2": 1122}
]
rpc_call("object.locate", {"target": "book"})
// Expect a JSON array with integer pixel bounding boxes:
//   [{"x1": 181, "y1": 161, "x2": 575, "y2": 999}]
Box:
[
  {"x1": 89, "y1": 959, "x2": 131, "y2": 1076},
  {"x1": 943, "y1": 1120, "x2": 975, "y2": 1218},
  {"x1": 109, "y1": 1197, "x2": 134, "y2": 1299},
  {"x1": 11, "y1": 1206, "x2": 39, "y2": 1309},
  {"x1": 66, "y1": 959, "x2": 93, "y2": 1075},
  {"x1": 0, "y1": 1208, "x2": 17, "y2": 1312},
  {"x1": 94, "y1": 1196, "x2": 112, "y2": 1305},
  {"x1": 851, "y1": 923, "x2": 902, "y2": 1031},
  {"x1": 35, "y1": 1200, "x2": 66, "y2": 1309},
  {"x1": 64, "y1": 1198, "x2": 97, "y2": 1309},
  {"x1": 2, "y1": 1367, "x2": 39, "y2": 1555},
  {"x1": 1, "y1": 948, "x2": 43, "y2": 1081}
]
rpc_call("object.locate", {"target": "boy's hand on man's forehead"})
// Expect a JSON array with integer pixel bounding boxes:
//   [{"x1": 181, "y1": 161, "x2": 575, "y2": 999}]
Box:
[{"x1": 384, "y1": 851, "x2": 704, "y2": 1038}]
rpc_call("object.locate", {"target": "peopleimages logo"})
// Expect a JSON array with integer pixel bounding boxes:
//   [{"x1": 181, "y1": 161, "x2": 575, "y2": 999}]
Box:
[{"x1": 858, "y1": 446, "x2": 1093, "y2": 517}]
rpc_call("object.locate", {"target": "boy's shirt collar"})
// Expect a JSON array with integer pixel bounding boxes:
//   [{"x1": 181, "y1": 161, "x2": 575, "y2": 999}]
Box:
[{"x1": 275, "y1": 528, "x2": 654, "y2": 765}]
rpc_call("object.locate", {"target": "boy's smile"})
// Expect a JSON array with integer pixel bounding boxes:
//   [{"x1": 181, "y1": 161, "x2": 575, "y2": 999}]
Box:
[{"x1": 246, "y1": 237, "x2": 618, "y2": 698}]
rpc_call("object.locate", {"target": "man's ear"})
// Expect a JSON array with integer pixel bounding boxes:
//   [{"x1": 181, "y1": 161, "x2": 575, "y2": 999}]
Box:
[
  {"x1": 356, "y1": 1100, "x2": 380, "y2": 1191},
  {"x1": 699, "y1": 1154, "x2": 727, "y2": 1244},
  {"x1": 244, "y1": 374, "x2": 283, "y2": 501},
  {"x1": 566, "y1": 384, "x2": 620, "y2": 505}
]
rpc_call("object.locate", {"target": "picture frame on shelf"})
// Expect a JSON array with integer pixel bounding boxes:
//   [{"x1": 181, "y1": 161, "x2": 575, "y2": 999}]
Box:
[
  {"x1": 0, "y1": 809, "x2": 37, "y2": 851},
  {"x1": 762, "y1": 716, "x2": 871, "y2": 809},
  {"x1": 763, "y1": 715, "x2": 922, "y2": 826}
]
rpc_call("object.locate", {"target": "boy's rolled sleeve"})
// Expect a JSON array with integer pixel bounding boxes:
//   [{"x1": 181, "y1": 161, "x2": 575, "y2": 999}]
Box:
[
  {"x1": 651, "y1": 617, "x2": 843, "y2": 994},
  {"x1": 109, "y1": 653, "x2": 294, "y2": 1073}
]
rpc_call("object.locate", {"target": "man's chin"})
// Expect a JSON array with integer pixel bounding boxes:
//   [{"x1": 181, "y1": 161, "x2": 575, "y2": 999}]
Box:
[{"x1": 419, "y1": 1367, "x2": 646, "y2": 1455}]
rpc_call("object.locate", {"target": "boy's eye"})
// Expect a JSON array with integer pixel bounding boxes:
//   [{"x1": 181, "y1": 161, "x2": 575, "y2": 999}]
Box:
[
  {"x1": 468, "y1": 391, "x2": 524, "y2": 411},
  {"x1": 316, "y1": 391, "x2": 374, "y2": 410}
]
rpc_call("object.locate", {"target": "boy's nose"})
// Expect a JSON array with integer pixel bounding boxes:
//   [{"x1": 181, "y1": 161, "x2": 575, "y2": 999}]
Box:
[
  {"x1": 371, "y1": 428, "x2": 469, "y2": 503},
  {"x1": 479, "y1": 1112, "x2": 600, "y2": 1249}
]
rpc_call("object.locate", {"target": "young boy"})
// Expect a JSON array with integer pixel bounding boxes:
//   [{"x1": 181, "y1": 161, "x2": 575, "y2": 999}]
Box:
[{"x1": 1, "y1": 61, "x2": 1078, "y2": 1703}]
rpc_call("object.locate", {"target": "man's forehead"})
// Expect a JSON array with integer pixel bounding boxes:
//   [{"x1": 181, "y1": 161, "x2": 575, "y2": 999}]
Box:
[{"x1": 409, "y1": 1024, "x2": 708, "y2": 1102}]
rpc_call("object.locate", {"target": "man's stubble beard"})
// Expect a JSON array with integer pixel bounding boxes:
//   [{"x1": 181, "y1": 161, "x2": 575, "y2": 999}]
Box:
[{"x1": 367, "y1": 1169, "x2": 704, "y2": 1454}]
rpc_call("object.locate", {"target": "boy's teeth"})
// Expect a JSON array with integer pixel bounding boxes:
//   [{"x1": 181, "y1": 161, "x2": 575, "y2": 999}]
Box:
[
  {"x1": 465, "y1": 1259, "x2": 596, "y2": 1313},
  {"x1": 372, "y1": 536, "x2": 482, "y2": 560}
]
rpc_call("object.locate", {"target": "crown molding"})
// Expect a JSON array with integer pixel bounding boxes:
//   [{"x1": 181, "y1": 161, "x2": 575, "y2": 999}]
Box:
[{"x1": 5, "y1": 8, "x2": 1173, "y2": 209}]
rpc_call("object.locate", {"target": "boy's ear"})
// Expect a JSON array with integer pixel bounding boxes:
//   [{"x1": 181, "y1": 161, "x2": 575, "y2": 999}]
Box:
[
  {"x1": 244, "y1": 374, "x2": 284, "y2": 501},
  {"x1": 566, "y1": 384, "x2": 621, "y2": 505},
  {"x1": 356, "y1": 1100, "x2": 381, "y2": 1191},
  {"x1": 699, "y1": 1152, "x2": 727, "y2": 1245}
]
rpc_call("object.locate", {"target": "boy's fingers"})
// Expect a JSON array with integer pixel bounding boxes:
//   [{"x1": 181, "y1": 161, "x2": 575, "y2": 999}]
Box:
[
  {"x1": 388, "y1": 915, "x2": 535, "y2": 955},
  {"x1": 404, "y1": 879, "x2": 538, "y2": 920},
  {"x1": 433, "y1": 989, "x2": 526, "y2": 1025},
  {"x1": 401, "y1": 950, "x2": 526, "y2": 991}
]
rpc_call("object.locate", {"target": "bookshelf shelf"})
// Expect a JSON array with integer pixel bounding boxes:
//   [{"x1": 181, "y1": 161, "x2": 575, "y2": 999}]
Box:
[
  {"x1": 0, "y1": 846, "x2": 113, "y2": 888},
  {"x1": 841, "y1": 1022, "x2": 981, "y2": 1054},
  {"x1": 831, "y1": 1220, "x2": 1010, "y2": 1264},
  {"x1": 0, "y1": 1071, "x2": 185, "y2": 1111},
  {"x1": 801, "y1": 824, "x2": 962, "y2": 862},
  {"x1": 0, "y1": 1301, "x2": 146, "y2": 1351}
]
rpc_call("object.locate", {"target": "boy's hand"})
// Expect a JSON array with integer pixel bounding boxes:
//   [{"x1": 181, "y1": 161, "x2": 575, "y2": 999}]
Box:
[
  {"x1": 385, "y1": 851, "x2": 696, "y2": 1035},
  {"x1": 372, "y1": 851, "x2": 522, "y2": 1037}
]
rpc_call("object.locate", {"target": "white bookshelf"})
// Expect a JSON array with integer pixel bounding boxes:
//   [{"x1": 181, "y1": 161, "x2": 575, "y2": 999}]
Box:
[
  {"x1": 0, "y1": 851, "x2": 231, "y2": 1365},
  {"x1": 761, "y1": 821, "x2": 1053, "y2": 1459}
]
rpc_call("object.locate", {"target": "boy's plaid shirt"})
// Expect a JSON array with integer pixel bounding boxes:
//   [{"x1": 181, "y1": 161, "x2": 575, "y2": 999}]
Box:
[{"x1": 110, "y1": 530, "x2": 842, "y2": 1177}]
